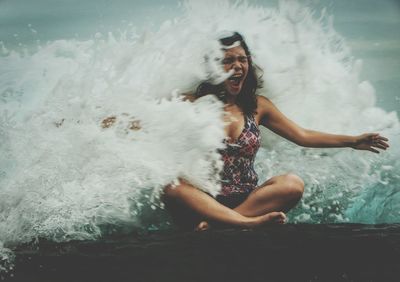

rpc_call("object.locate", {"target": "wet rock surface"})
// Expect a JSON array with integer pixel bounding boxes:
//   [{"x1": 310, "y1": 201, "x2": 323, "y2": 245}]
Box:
[{"x1": 7, "y1": 224, "x2": 400, "y2": 282}]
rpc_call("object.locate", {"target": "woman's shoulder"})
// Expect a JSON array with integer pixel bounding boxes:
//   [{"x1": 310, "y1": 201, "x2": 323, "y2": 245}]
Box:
[
  {"x1": 255, "y1": 95, "x2": 277, "y2": 124},
  {"x1": 256, "y1": 95, "x2": 273, "y2": 112},
  {"x1": 256, "y1": 94, "x2": 271, "y2": 104}
]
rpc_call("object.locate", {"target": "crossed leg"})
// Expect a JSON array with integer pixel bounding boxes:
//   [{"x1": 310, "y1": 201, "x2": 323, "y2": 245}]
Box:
[
  {"x1": 195, "y1": 173, "x2": 304, "y2": 230},
  {"x1": 163, "y1": 180, "x2": 286, "y2": 229},
  {"x1": 163, "y1": 173, "x2": 304, "y2": 230},
  {"x1": 234, "y1": 173, "x2": 305, "y2": 216}
]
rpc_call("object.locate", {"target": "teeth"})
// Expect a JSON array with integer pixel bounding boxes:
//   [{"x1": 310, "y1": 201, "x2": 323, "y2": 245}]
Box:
[
  {"x1": 229, "y1": 76, "x2": 242, "y2": 82},
  {"x1": 230, "y1": 74, "x2": 242, "y2": 79}
]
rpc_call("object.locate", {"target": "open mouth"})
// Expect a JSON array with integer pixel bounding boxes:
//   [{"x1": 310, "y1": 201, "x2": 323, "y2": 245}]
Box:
[{"x1": 228, "y1": 74, "x2": 244, "y2": 86}]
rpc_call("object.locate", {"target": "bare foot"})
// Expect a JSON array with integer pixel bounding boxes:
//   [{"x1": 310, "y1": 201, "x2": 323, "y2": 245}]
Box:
[
  {"x1": 246, "y1": 211, "x2": 286, "y2": 228},
  {"x1": 195, "y1": 221, "x2": 210, "y2": 231}
]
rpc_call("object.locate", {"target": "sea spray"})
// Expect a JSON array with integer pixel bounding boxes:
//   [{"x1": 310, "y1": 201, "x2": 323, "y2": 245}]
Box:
[
  {"x1": 0, "y1": 31, "x2": 229, "y2": 270},
  {"x1": 0, "y1": 0, "x2": 399, "y2": 272}
]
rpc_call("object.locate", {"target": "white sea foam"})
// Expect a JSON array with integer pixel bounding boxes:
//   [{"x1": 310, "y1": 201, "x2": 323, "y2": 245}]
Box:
[{"x1": 0, "y1": 0, "x2": 399, "y2": 271}]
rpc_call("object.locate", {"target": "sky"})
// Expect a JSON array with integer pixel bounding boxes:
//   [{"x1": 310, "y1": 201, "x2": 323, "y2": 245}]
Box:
[{"x1": 0, "y1": 0, "x2": 399, "y2": 113}]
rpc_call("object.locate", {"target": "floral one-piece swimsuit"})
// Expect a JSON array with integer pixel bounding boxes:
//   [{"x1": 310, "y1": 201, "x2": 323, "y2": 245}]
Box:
[{"x1": 216, "y1": 114, "x2": 261, "y2": 208}]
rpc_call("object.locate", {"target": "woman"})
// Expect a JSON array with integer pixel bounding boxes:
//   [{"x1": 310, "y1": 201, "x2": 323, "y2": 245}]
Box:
[{"x1": 163, "y1": 32, "x2": 389, "y2": 231}]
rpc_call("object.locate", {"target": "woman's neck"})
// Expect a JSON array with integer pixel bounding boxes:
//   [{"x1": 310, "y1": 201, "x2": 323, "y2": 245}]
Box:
[
  {"x1": 224, "y1": 101, "x2": 241, "y2": 113},
  {"x1": 224, "y1": 93, "x2": 237, "y2": 105}
]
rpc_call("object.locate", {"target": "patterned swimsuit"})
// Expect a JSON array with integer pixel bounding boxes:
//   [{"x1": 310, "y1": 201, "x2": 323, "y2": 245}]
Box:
[{"x1": 216, "y1": 114, "x2": 261, "y2": 207}]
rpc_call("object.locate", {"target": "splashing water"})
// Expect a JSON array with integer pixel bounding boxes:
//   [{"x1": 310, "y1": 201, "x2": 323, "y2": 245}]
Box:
[{"x1": 0, "y1": 0, "x2": 399, "y2": 271}]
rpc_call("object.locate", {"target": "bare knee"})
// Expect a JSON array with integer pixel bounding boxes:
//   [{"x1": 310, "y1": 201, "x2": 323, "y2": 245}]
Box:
[
  {"x1": 162, "y1": 178, "x2": 190, "y2": 201},
  {"x1": 162, "y1": 181, "x2": 202, "y2": 230},
  {"x1": 281, "y1": 173, "x2": 304, "y2": 200},
  {"x1": 163, "y1": 183, "x2": 182, "y2": 200}
]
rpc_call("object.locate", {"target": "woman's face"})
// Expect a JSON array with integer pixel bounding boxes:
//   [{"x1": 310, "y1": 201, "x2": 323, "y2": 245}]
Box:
[{"x1": 222, "y1": 45, "x2": 249, "y2": 96}]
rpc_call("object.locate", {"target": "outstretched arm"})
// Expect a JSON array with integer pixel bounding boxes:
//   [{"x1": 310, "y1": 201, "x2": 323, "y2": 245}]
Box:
[{"x1": 256, "y1": 96, "x2": 389, "y2": 153}]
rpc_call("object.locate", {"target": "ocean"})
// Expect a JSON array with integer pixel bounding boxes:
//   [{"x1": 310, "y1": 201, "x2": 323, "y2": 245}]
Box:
[{"x1": 0, "y1": 0, "x2": 399, "y2": 279}]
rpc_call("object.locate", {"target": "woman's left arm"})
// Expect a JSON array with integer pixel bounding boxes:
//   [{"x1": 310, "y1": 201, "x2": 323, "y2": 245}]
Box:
[{"x1": 257, "y1": 96, "x2": 389, "y2": 153}]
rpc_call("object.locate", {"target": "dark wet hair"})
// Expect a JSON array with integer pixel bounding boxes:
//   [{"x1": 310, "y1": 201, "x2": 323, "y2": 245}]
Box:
[{"x1": 196, "y1": 32, "x2": 263, "y2": 115}]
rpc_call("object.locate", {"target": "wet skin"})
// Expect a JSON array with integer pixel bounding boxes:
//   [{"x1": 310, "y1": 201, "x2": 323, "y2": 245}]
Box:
[{"x1": 163, "y1": 45, "x2": 389, "y2": 231}]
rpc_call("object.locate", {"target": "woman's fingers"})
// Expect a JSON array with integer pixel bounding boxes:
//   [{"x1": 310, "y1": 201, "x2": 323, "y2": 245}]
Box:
[
  {"x1": 355, "y1": 133, "x2": 389, "y2": 153},
  {"x1": 374, "y1": 135, "x2": 389, "y2": 144},
  {"x1": 369, "y1": 147, "x2": 380, "y2": 153},
  {"x1": 370, "y1": 134, "x2": 389, "y2": 141},
  {"x1": 374, "y1": 143, "x2": 388, "y2": 150},
  {"x1": 378, "y1": 140, "x2": 390, "y2": 148},
  {"x1": 368, "y1": 134, "x2": 389, "y2": 149},
  {"x1": 377, "y1": 140, "x2": 389, "y2": 148},
  {"x1": 378, "y1": 136, "x2": 389, "y2": 142}
]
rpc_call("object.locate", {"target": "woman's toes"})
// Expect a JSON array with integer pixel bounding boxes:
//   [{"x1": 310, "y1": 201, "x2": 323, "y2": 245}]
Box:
[
  {"x1": 195, "y1": 221, "x2": 210, "y2": 231},
  {"x1": 266, "y1": 211, "x2": 286, "y2": 224},
  {"x1": 275, "y1": 212, "x2": 286, "y2": 224}
]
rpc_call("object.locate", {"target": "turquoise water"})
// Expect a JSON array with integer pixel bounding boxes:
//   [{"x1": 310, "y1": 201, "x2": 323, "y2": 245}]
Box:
[
  {"x1": 1, "y1": 0, "x2": 399, "y2": 116},
  {"x1": 0, "y1": 0, "x2": 399, "y2": 272}
]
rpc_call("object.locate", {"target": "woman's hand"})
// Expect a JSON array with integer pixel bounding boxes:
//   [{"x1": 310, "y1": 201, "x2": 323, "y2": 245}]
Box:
[{"x1": 351, "y1": 133, "x2": 389, "y2": 153}]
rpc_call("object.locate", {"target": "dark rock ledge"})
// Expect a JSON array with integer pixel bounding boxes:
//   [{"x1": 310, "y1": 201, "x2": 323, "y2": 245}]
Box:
[{"x1": 6, "y1": 224, "x2": 400, "y2": 282}]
